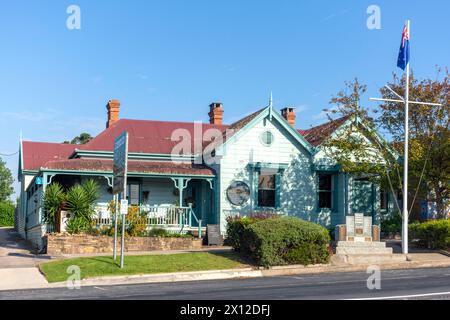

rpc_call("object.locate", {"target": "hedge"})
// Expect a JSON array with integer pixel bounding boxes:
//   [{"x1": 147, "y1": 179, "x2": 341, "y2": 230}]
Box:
[
  {"x1": 226, "y1": 215, "x2": 330, "y2": 267},
  {"x1": 409, "y1": 220, "x2": 450, "y2": 250},
  {"x1": 0, "y1": 201, "x2": 15, "y2": 227}
]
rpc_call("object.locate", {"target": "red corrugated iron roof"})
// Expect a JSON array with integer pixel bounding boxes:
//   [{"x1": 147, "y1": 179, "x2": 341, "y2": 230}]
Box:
[
  {"x1": 42, "y1": 159, "x2": 215, "y2": 176},
  {"x1": 80, "y1": 119, "x2": 230, "y2": 154},
  {"x1": 21, "y1": 112, "x2": 351, "y2": 174},
  {"x1": 298, "y1": 115, "x2": 350, "y2": 147},
  {"x1": 22, "y1": 141, "x2": 77, "y2": 171}
]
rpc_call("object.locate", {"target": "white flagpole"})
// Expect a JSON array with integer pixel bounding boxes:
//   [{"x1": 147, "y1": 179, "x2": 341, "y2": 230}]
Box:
[{"x1": 402, "y1": 20, "x2": 410, "y2": 255}]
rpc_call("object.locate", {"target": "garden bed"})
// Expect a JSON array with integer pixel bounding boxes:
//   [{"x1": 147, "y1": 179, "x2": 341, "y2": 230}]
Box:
[{"x1": 46, "y1": 234, "x2": 203, "y2": 255}]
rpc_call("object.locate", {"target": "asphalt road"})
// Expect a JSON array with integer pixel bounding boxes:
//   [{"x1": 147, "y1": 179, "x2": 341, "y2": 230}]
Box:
[{"x1": 1, "y1": 267, "x2": 450, "y2": 300}]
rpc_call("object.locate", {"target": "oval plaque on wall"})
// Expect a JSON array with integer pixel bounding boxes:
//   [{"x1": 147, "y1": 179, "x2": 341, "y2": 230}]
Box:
[{"x1": 226, "y1": 181, "x2": 250, "y2": 206}]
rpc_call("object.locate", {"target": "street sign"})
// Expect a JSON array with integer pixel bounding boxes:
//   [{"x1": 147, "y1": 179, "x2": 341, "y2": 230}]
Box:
[
  {"x1": 120, "y1": 199, "x2": 128, "y2": 216},
  {"x1": 35, "y1": 177, "x2": 43, "y2": 185},
  {"x1": 113, "y1": 131, "x2": 129, "y2": 195}
]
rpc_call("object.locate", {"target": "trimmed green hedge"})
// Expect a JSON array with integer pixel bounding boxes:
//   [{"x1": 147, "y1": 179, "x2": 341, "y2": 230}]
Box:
[
  {"x1": 226, "y1": 215, "x2": 331, "y2": 267},
  {"x1": 0, "y1": 201, "x2": 15, "y2": 227},
  {"x1": 409, "y1": 220, "x2": 450, "y2": 250}
]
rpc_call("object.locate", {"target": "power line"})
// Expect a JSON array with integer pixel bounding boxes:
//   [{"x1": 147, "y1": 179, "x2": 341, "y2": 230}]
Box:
[{"x1": 0, "y1": 150, "x2": 19, "y2": 157}]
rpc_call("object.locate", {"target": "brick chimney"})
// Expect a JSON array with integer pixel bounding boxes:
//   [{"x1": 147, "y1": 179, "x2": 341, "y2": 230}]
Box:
[
  {"x1": 106, "y1": 99, "x2": 120, "y2": 128},
  {"x1": 281, "y1": 107, "x2": 296, "y2": 127},
  {"x1": 209, "y1": 102, "x2": 224, "y2": 125}
]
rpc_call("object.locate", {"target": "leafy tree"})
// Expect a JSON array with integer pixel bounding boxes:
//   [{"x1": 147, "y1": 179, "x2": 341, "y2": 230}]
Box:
[
  {"x1": 63, "y1": 133, "x2": 93, "y2": 145},
  {"x1": 377, "y1": 68, "x2": 450, "y2": 219},
  {"x1": 321, "y1": 78, "x2": 399, "y2": 181},
  {"x1": 0, "y1": 157, "x2": 14, "y2": 202}
]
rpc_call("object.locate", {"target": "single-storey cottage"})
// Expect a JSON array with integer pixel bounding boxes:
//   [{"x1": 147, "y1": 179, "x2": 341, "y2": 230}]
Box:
[{"x1": 17, "y1": 99, "x2": 397, "y2": 250}]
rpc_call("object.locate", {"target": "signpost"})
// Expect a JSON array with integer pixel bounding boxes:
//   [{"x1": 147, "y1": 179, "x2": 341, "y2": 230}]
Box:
[{"x1": 112, "y1": 131, "x2": 129, "y2": 268}]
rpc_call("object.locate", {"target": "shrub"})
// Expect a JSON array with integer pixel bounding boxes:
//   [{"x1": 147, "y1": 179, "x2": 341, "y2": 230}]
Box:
[
  {"x1": 227, "y1": 215, "x2": 330, "y2": 267},
  {"x1": 381, "y1": 214, "x2": 402, "y2": 234},
  {"x1": 125, "y1": 206, "x2": 148, "y2": 237},
  {"x1": 0, "y1": 201, "x2": 14, "y2": 227},
  {"x1": 409, "y1": 220, "x2": 450, "y2": 249},
  {"x1": 66, "y1": 216, "x2": 88, "y2": 234},
  {"x1": 224, "y1": 213, "x2": 280, "y2": 250}
]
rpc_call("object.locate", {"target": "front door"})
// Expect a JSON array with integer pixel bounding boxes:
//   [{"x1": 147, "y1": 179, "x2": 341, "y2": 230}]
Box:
[{"x1": 352, "y1": 179, "x2": 373, "y2": 216}]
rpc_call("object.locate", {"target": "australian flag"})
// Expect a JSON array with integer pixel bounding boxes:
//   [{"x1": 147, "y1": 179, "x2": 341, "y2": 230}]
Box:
[{"x1": 397, "y1": 23, "x2": 410, "y2": 70}]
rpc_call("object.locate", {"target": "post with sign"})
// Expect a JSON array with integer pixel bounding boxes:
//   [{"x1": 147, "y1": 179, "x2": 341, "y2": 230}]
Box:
[{"x1": 113, "y1": 131, "x2": 129, "y2": 268}]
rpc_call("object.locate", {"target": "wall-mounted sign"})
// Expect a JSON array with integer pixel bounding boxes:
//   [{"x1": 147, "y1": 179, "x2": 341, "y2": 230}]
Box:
[
  {"x1": 113, "y1": 131, "x2": 129, "y2": 195},
  {"x1": 226, "y1": 181, "x2": 250, "y2": 206},
  {"x1": 35, "y1": 177, "x2": 43, "y2": 185}
]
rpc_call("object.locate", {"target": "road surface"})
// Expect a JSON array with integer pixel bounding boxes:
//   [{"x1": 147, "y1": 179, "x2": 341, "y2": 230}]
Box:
[{"x1": 1, "y1": 267, "x2": 450, "y2": 300}]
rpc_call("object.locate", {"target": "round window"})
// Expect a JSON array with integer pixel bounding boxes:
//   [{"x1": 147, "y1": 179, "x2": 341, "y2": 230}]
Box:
[
  {"x1": 226, "y1": 181, "x2": 251, "y2": 206},
  {"x1": 260, "y1": 130, "x2": 274, "y2": 146}
]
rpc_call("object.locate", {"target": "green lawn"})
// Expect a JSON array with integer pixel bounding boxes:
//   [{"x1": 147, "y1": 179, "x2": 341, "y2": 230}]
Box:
[{"x1": 40, "y1": 252, "x2": 247, "y2": 283}]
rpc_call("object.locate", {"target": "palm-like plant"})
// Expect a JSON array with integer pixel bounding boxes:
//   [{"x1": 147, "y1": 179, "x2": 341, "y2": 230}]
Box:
[
  {"x1": 65, "y1": 179, "x2": 100, "y2": 232},
  {"x1": 43, "y1": 183, "x2": 65, "y2": 224}
]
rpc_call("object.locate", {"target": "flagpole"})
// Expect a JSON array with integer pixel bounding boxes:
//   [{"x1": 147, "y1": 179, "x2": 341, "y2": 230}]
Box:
[{"x1": 402, "y1": 20, "x2": 410, "y2": 255}]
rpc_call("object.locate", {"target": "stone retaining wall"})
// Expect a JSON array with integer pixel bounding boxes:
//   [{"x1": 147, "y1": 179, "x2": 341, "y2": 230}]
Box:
[{"x1": 46, "y1": 234, "x2": 203, "y2": 255}]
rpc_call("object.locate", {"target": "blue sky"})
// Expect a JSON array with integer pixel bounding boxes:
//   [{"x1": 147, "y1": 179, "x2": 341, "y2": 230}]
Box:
[{"x1": 0, "y1": 0, "x2": 449, "y2": 198}]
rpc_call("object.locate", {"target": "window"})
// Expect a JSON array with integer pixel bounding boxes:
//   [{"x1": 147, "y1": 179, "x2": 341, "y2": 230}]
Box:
[
  {"x1": 258, "y1": 174, "x2": 276, "y2": 207},
  {"x1": 318, "y1": 174, "x2": 333, "y2": 209},
  {"x1": 127, "y1": 183, "x2": 140, "y2": 205},
  {"x1": 260, "y1": 130, "x2": 274, "y2": 146}
]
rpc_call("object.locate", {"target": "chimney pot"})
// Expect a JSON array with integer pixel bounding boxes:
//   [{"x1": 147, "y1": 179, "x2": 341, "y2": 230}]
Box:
[
  {"x1": 209, "y1": 102, "x2": 224, "y2": 125},
  {"x1": 281, "y1": 107, "x2": 296, "y2": 127},
  {"x1": 106, "y1": 99, "x2": 120, "y2": 128}
]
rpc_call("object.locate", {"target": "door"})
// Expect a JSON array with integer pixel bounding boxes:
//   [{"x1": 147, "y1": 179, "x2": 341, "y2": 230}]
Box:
[{"x1": 352, "y1": 179, "x2": 374, "y2": 216}]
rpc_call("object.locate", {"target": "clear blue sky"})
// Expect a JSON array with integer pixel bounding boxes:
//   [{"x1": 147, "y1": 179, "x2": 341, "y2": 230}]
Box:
[{"x1": 0, "y1": 0, "x2": 449, "y2": 198}]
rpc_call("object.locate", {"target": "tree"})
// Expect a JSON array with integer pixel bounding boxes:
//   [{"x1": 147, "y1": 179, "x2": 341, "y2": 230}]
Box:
[
  {"x1": 0, "y1": 156, "x2": 13, "y2": 202},
  {"x1": 377, "y1": 68, "x2": 450, "y2": 219},
  {"x1": 64, "y1": 133, "x2": 93, "y2": 145},
  {"x1": 324, "y1": 77, "x2": 369, "y2": 119},
  {"x1": 321, "y1": 78, "x2": 399, "y2": 180}
]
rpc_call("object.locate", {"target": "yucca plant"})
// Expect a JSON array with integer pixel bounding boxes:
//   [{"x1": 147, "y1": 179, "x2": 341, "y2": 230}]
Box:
[
  {"x1": 65, "y1": 179, "x2": 100, "y2": 233},
  {"x1": 43, "y1": 182, "x2": 65, "y2": 224}
]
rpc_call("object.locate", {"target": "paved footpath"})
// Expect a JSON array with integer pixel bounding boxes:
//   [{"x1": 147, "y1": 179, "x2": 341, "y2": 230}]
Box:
[{"x1": 0, "y1": 228, "x2": 50, "y2": 291}]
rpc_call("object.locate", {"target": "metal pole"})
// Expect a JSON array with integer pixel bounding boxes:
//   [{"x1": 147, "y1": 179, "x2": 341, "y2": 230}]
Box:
[
  {"x1": 120, "y1": 189, "x2": 126, "y2": 269},
  {"x1": 402, "y1": 20, "x2": 410, "y2": 255},
  {"x1": 113, "y1": 194, "x2": 118, "y2": 260}
]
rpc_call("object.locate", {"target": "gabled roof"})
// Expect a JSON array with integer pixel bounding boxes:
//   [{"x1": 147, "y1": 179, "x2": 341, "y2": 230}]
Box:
[
  {"x1": 20, "y1": 107, "x2": 364, "y2": 176},
  {"x1": 298, "y1": 115, "x2": 351, "y2": 147},
  {"x1": 21, "y1": 141, "x2": 77, "y2": 171},
  {"x1": 79, "y1": 119, "x2": 229, "y2": 155}
]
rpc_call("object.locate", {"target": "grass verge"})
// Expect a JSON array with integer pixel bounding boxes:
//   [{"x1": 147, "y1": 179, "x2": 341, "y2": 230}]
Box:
[{"x1": 40, "y1": 252, "x2": 247, "y2": 283}]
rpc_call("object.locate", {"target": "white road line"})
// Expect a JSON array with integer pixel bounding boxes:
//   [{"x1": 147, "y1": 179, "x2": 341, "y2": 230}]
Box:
[
  {"x1": 94, "y1": 286, "x2": 107, "y2": 291},
  {"x1": 347, "y1": 291, "x2": 450, "y2": 300}
]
